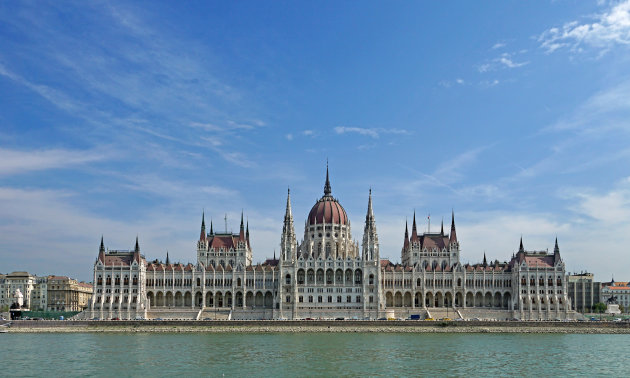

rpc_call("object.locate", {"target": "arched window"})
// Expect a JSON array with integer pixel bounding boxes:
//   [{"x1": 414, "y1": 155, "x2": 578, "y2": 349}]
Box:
[
  {"x1": 197, "y1": 278, "x2": 201, "y2": 286},
  {"x1": 285, "y1": 274, "x2": 291, "y2": 285},
  {"x1": 237, "y1": 278, "x2": 241, "y2": 286},
  {"x1": 457, "y1": 278, "x2": 462, "y2": 287}
]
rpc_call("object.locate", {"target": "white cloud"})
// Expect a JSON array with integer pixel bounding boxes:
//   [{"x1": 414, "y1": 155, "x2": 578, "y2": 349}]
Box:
[
  {"x1": 334, "y1": 126, "x2": 409, "y2": 139},
  {"x1": 0, "y1": 147, "x2": 108, "y2": 176},
  {"x1": 303, "y1": 130, "x2": 314, "y2": 136},
  {"x1": 492, "y1": 42, "x2": 506, "y2": 50},
  {"x1": 538, "y1": 0, "x2": 630, "y2": 54},
  {"x1": 478, "y1": 53, "x2": 528, "y2": 72},
  {"x1": 286, "y1": 133, "x2": 293, "y2": 140}
]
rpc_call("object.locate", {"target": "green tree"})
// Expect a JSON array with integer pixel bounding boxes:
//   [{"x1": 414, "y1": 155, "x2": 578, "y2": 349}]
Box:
[
  {"x1": 593, "y1": 302, "x2": 607, "y2": 313},
  {"x1": 619, "y1": 304, "x2": 625, "y2": 313}
]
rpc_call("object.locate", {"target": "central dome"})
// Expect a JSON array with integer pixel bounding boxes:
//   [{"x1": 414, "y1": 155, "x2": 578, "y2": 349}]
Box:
[
  {"x1": 307, "y1": 196, "x2": 348, "y2": 225},
  {"x1": 306, "y1": 164, "x2": 349, "y2": 226}
]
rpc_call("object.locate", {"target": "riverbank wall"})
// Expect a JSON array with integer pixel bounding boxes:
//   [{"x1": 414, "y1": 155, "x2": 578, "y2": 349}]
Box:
[{"x1": 5, "y1": 320, "x2": 630, "y2": 334}]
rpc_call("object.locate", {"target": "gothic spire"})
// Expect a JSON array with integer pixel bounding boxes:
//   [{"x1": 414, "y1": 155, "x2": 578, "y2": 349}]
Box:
[
  {"x1": 411, "y1": 210, "x2": 418, "y2": 241},
  {"x1": 209, "y1": 219, "x2": 213, "y2": 235},
  {"x1": 166, "y1": 251, "x2": 170, "y2": 265},
  {"x1": 449, "y1": 210, "x2": 457, "y2": 243},
  {"x1": 200, "y1": 211, "x2": 206, "y2": 240},
  {"x1": 403, "y1": 220, "x2": 410, "y2": 249},
  {"x1": 553, "y1": 237, "x2": 561, "y2": 263},
  {"x1": 483, "y1": 252, "x2": 487, "y2": 267},
  {"x1": 239, "y1": 210, "x2": 245, "y2": 240},
  {"x1": 285, "y1": 188, "x2": 293, "y2": 221},
  {"x1": 99, "y1": 235, "x2": 105, "y2": 254},
  {"x1": 366, "y1": 188, "x2": 374, "y2": 222},
  {"x1": 519, "y1": 236, "x2": 524, "y2": 253},
  {"x1": 324, "y1": 161, "x2": 332, "y2": 197},
  {"x1": 440, "y1": 217, "x2": 444, "y2": 236},
  {"x1": 134, "y1": 236, "x2": 140, "y2": 253}
]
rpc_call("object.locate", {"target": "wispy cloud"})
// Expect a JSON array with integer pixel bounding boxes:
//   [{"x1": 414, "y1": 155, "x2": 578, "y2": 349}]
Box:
[
  {"x1": 492, "y1": 42, "x2": 506, "y2": 50},
  {"x1": 334, "y1": 126, "x2": 409, "y2": 139},
  {"x1": 478, "y1": 53, "x2": 529, "y2": 72},
  {"x1": 0, "y1": 147, "x2": 109, "y2": 176},
  {"x1": 538, "y1": 0, "x2": 630, "y2": 54}
]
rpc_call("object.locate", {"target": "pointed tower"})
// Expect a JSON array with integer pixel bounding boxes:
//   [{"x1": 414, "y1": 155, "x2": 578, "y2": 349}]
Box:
[
  {"x1": 449, "y1": 210, "x2": 458, "y2": 244},
  {"x1": 440, "y1": 218, "x2": 444, "y2": 236},
  {"x1": 246, "y1": 220, "x2": 250, "y2": 248},
  {"x1": 134, "y1": 236, "x2": 140, "y2": 253},
  {"x1": 209, "y1": 219, "x2": 213, "y2": 235},
  {"x1": 404, "y1": 221, "x2": 410, "y2": 249},
  {"x1": 483, "y1": 252, "x2": 487, "y2": 267},
  {"x1": 553, "y1": 237, "x2": 561, "y2": 263},
  {"x1": 362, "y1": 188, "x2": 379, "y2": 261},
  {"x1": 239, "y1": 211, "x2": 245, "y2": 241},
  {"x1": 98, "y1": 236, "x2": 105, "y2": 263},
  {"x1": 200, "y1": 211, "x2": 206, "y2": 241},
  {"x1": 166, "y1": 251, "x2": 170, "y2": 265},
  {"x1": 519, "y1": 236, "x2": 524, "y2": 253},
  {"x1": 281, "y1": 188, "x2": 297, "y2": 261},
  {"x1": 411, "y1": 211, "x2": 419, "y2": 243},
  {"x1": 324, "y1": 162, "x2": 332, "y2": 197}
]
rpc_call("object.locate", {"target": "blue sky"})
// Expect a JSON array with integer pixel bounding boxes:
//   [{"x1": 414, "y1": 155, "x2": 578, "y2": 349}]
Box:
[{"x1": 1, "y1": 1, "x2": 630, "y2": 282}]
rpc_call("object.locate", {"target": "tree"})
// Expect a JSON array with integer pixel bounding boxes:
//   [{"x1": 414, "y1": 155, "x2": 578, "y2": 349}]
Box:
[
  {"x1": 619, "y1": 304, "x2": 625, "y2": 313},
  {"x1": 593, "y1": 302, "x2": 607, "y2": 313}
]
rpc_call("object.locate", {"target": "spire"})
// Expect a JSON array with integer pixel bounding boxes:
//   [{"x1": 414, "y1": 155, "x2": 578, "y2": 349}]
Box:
[
  {"x1": 403, "y1": 220, "x2": 410, "y2": 249},
  {"x1": 440, "y1": 217, "x2": 444, "y2": 236},
  {"x1": 99, "y1": 236, "x2": 105, "y2": 254},
  {"x1": 449, "y1": 210, "x2": 457, "y2": 244},
  {"x1": 410, "y1": 211, "x2": 418, "y2": 242},
  {"x1": 239, "y1": 210, "x2": 245, "y2": 240},
  {"x1": 519, "y1": 236, "x2": 524, "y2": 253},
  {"x1": 324, "y1": 161, "x2": 332, "y2": 197},
  {"x1": 134, "y1": 236, "x2": 140, "y2": 253},
  {"x1": 166, "y1": 251, "x2": 170, "y2": 265},
  {"x1": 273, "y1": 250, "x2": 276, "y2": 260},
  {"x1": 200, "y1": 211, "x2": 206, "y2": 240},
  {"x1": 209, "y1": 219, "x2": 213, "y2": 235},
  {"x1": 553, "y1": 237, "x2": 561, "y2": 263},
  {"x1": 366, "y1": 188, "x2": 374, "y2": 222},
  {"x1": 285, "y1": 188, "x2": 293, "y2": 221},
  {"x1": 246, "y1": 220, "x2": 250, "y2": 239},
  {"x1": 483, "y1": 252, "x2": 487, "y2": 266}
]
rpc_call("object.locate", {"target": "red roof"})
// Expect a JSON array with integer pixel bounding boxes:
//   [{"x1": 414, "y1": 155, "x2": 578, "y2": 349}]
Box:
[{"x1": 307, "y1": 197, "x2": 348, "y2": 225}]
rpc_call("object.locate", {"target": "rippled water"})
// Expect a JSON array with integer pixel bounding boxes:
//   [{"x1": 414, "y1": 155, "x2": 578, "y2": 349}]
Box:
[{"x1": 3, "y1": 333, "x2": 629, "y2": 377}]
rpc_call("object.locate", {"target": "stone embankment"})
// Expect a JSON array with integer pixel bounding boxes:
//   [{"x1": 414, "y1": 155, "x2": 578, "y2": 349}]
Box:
[{"x1": 5, "y1": 320, "x2": 630, "y2": 334}]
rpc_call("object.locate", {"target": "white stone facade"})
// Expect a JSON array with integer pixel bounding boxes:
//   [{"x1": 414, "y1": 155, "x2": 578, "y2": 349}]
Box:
[{"x1": 85, "y1": 170, "x2": 577, "y2": 320}]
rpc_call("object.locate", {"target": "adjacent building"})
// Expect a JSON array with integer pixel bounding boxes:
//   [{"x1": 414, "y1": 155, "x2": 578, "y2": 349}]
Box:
[
  {"x1": 601, "y1": 281, "x2": 630, "y2": 313},
  {"x1": 86, "y1": 167, "x2": 577, "y2": 320},
  {"x1": 568, "y1": 273, "x2": 601, "y2": 313},
  {"x1": 0, "y1": 272, "x2": 42, "y2": 310},
  {"x1": 47, "y1": 276, "x2": 93, "y2": 312}
]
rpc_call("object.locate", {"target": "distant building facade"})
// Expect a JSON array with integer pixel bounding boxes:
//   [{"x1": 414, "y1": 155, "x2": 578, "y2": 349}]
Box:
[
  {"x1": 0, "y1": 272, "x2": 44, "y2": 310},
  {"x1": 47, "y1": 276, "x2": 93, "y2": 311},
  {"x1": 601, "y1": 281, "x2": 630, "y2": 313},
  {"x1": 86, "y1": 167, "x2": 577, "y2": 320},
  {"x1": 568, "y1": 273, "x2": 601, "y2": 313}
]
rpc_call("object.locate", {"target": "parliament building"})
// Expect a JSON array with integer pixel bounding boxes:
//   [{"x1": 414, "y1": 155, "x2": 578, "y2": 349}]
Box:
[{"x1": 85, "y1": 167, "x2": 577, "y2": 321}]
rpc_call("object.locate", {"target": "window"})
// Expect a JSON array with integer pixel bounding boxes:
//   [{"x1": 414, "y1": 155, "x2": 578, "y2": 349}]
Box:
[
  {"x1": 286, "y1": 296, "x2": 291, "y2": 303},
  {"x1": 356, "y1": 296, "x2": 361, "y2": 303},
  {"x1": 318, "y1": 296, "x2": 322, "y2": 303},
  {"x1": 328, "y1": 296, "x2": 332, "y2": 303},
  {"x1": 347, "y1": 296, "x2": 351, "y2": 303},
  {"x1": 308, "y1": 296, "x2": 313, "y2": 303},
  {"x1": 286, "y1": 274, "x2": 291, "y2": 285},
  {"x1": 337, "y1": 296, "x2": 342, "y2": 303},
  {"x1": 369, "y1": 296, "x2": 373, "y2": 303},
  {"x1": 299, "y1": 296, "x2": 303, "y2": 303}
]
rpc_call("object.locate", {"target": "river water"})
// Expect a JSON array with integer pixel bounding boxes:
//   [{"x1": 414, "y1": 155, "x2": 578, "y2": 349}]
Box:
[{"x1": 3, "y1": 333, "x2": 628, "y2": 377}]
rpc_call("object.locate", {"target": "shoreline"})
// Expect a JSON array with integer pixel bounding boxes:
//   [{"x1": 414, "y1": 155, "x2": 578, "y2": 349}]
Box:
[{"x1": 5, "y1": 320, "x2": 630, "y2": 334}]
